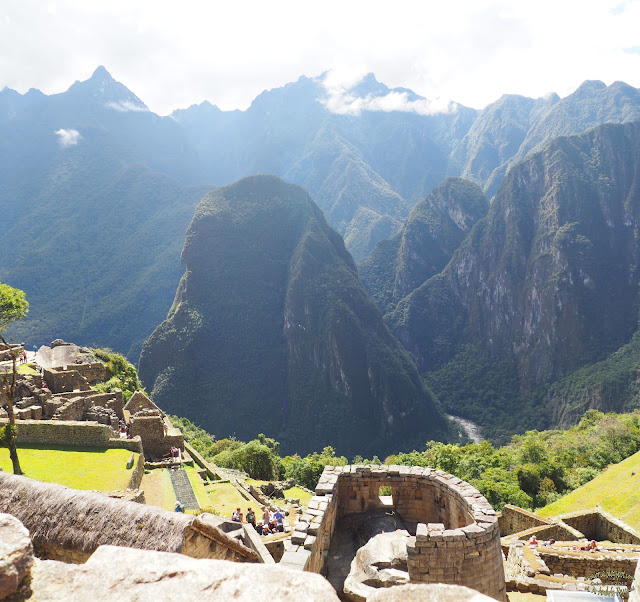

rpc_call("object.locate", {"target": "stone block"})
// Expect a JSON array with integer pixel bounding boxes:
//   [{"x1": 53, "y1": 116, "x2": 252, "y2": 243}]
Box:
[
  {"x1": 416, "y1": 523, "x2": 429, "y2": 543},
  {"x1": 0, "y1": 513, "x2": 34, "y2": 600},
  {"x1": 291, "y1": 531, "x2": 307, "y2": 545}
]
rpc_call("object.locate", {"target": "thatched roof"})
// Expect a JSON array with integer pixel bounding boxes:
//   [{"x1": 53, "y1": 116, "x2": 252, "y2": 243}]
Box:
[{"x1": 0, "y1": 472, "x2": 256, "y2": 560}]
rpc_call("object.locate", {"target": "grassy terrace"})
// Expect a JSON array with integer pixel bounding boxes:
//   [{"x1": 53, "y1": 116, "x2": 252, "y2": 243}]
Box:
[
  {"x1": 0, "y1": 445, "x2": 136, "y2": 491},
  {"x1": 538, "y1": 449, "x2": 640, "y2": 530}
]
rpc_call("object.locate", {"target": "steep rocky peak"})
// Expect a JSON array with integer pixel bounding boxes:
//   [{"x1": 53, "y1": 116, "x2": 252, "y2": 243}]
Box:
[{"x1": 66, "y1": 65, "x2": 148, "y2": 110}]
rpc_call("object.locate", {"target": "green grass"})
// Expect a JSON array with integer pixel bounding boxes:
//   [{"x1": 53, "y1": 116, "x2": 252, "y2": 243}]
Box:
[
  {"x1": 538, "y1": 450, "x2": 640, "y2": 530},
  {"x1": 284, "y1": 486, "x2": 312, "y2": 507},
  {"x1": 17, "y1": 363, "x2": 38, "y2": 375},
  {"x1": 141, "y1": 468, "x2": 176, "y2": 511},
  {"x1": 205, "y1": 481, "x2": 252, "y2": 518},
  {"x1": 0, "y1": 445, "x2": 136, "y2": 491}
]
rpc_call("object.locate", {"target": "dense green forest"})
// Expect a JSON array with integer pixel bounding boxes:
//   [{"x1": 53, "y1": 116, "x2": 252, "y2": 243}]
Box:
[
  {"x1": 104, "y1": 350, "x2": 640, "y2": 512},
  {"x1": 171, "y1": 409, "x2": 640, "y2": 512}
]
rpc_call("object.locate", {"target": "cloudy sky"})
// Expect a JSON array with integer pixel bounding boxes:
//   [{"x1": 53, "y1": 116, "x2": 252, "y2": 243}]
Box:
[{"x1": 1, "y1": 0, "x2": 639, "y2": 115}]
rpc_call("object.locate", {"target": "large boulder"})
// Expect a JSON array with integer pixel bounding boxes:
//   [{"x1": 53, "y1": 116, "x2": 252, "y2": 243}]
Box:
[
  {"x1": 343, "y1": 529, "x2": 410, "y2": 602},
  {"x1": 369, "y1": 584, "x2": 497, "y2": 602},
  {"x1": 0, "y1": 513, "x2": 34, "y2": 600},
  {"x1": 31, "y1": 544, "x2": 340, "y2": 601}
]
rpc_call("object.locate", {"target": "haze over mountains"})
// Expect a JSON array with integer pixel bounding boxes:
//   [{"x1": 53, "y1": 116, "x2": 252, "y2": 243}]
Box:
[{"x1": 3, "y1": 66, "x2": 640, "y2": 450}]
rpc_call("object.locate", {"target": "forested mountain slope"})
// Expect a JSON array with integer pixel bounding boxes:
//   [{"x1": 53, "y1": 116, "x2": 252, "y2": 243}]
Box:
[
  {"x1": 386, "y1": 122, "x2": 640, "y2": 438},
  {"x1": 360, "y1": 178, "x2": 488, "y2": 313},
  {"x1": 0, "y1": 71, "x2": 207, "y2": 357},
  {"x1": 138, "y1": 175, "x2": 449, "y2": 456}
]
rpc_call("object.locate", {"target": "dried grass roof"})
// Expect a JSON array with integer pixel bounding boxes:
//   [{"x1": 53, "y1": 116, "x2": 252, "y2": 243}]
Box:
[{"x1": 0, "y1": 472, "x2": 256, "y2": 559}]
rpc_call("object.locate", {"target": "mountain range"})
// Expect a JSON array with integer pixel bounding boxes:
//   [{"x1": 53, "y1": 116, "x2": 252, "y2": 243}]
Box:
[{"x1": 3, "y1": 66, "x2": 640, "y2": 449}]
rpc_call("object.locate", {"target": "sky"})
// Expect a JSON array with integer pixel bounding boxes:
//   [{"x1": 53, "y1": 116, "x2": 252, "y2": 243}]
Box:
[{"x1": 1, "y1": 0, "x2": 640, "y2": 116}]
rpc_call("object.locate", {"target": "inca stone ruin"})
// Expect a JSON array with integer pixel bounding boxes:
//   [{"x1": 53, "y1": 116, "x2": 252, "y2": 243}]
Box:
[{"x1": 1, "y1": 340, "x2": 639, "y2": 600}]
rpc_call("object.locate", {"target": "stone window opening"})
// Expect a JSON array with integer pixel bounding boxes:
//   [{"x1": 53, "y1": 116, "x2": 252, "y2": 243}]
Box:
[{"x1": 378, "y1": 485, "x2": 393, "y2": 507}]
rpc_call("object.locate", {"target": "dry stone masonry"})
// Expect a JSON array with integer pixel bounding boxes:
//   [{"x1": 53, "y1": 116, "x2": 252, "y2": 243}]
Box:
[
  {"x1": 281, "y1": 465, "x2": 506, "y2": 601},
  {"x1": 501, "y1": 505, "x2": 640, "y2": 595}
]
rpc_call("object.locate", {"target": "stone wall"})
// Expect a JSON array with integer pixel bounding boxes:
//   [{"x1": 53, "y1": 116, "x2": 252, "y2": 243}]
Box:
[
  {"x1": 69, "y1": 362, "x2": 108, "y2": 385},
  {"x1": 130, "y1": 411, "x2": 183, "y2": 459},
  {"x1": 42, "y1": 368, "x2": 90, "y2": 394},
  {"x1": 559, "y1": 510, "x2": 640, "y2": 545},
  {"x1": 538, "y1": 549, "x2": 639, "y2": 581},
  {"x1": 34, "y1": 541, "x2": 90, "y2": 564},
  {"x1": 499, "y1": 505, "x2": 552, "y2": 536},
  {"x1": 125, "y1": 390, "x2": 159, "y2": 413},
  {"x1": 0, "y1": 418, "x2": 142, "y2": 454},
  {"x1": 281, "y1": 465, "x2": 506, "y2": 601},
  {"x1": 53, "y1": 391, "x2": 124, "y2": 419},
  {"x1": 128, "y1": 450, "x2": 145, "y2": 490}
]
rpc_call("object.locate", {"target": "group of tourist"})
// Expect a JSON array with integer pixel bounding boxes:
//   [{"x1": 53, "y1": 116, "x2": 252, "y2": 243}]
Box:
[
  {"x1": 528, "y1": 536, "x2": 556, "y2": 547},
  {"x1": 118, "y1": 419, "x2": 131, "y2": 438},
  {"x1": 232, "y1": 506, "x2": 285, "y2": 535},
  {"x1": 528, "y1": 535, "x2": 601, "y2": 552}
]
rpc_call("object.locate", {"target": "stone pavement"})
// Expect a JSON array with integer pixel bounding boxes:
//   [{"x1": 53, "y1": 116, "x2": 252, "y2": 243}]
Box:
[{"x1": 168, "y1": 467, "x2": 200, "y2": 510}]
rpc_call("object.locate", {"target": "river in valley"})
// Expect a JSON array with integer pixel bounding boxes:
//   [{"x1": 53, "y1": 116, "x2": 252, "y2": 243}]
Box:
[{"x1": 446, "y1": 414, "x2": 484, "y2": 443}]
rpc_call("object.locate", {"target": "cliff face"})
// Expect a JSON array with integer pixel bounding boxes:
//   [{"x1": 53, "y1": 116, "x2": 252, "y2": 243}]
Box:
[
  {"x1": 389, "y1": 122, "x2": 640, "y2": 387},
  {"x1": 360, "y1": 178, "x2": 488, "y2": 313},
  {"x1": 139, "y1": 175, "x2": 448, "y2": 456}
]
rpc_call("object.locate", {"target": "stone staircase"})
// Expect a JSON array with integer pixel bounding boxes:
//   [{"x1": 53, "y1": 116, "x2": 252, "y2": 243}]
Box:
[{"x1": 167, "y1": 467, "x2": 200, "y2": 510}]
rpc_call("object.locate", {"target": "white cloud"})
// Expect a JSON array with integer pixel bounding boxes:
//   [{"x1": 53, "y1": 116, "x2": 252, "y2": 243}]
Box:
[
  {"x1": 323, "y1": 88, "x2": 457, "y2": 117},
  {"x1": 321, "y1": 72, "x2": 456, "y2": 116},
  {"x1": 55, "y1": 128, "x2": 81, "y2": 147},
  {"x1": 1, "y1": 0, "x2": 640, "y2": 115},
  {"x1": 106, "y1": 100, "x2": 148, "y2": 112}
]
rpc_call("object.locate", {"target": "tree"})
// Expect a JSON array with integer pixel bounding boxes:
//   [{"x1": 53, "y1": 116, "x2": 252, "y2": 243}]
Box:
[{"x1": 0, "y1": 282, "x2": 29, "y2": 475}]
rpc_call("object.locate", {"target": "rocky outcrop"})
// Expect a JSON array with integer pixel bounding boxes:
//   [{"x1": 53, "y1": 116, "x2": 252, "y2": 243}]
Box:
[{"x1": 139, "y1": 175, "x2": 448, "y2": 456}]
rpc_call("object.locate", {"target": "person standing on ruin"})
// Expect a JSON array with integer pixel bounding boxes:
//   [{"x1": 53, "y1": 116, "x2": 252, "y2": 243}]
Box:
[{"x1": 246, "y1": 507, "x2": 256, "y2": 528}]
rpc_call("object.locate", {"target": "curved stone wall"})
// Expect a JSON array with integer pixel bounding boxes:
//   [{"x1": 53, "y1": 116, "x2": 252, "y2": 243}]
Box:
[{"x1": 280, "y1": 465, "x2": 506, "y2": 601}]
